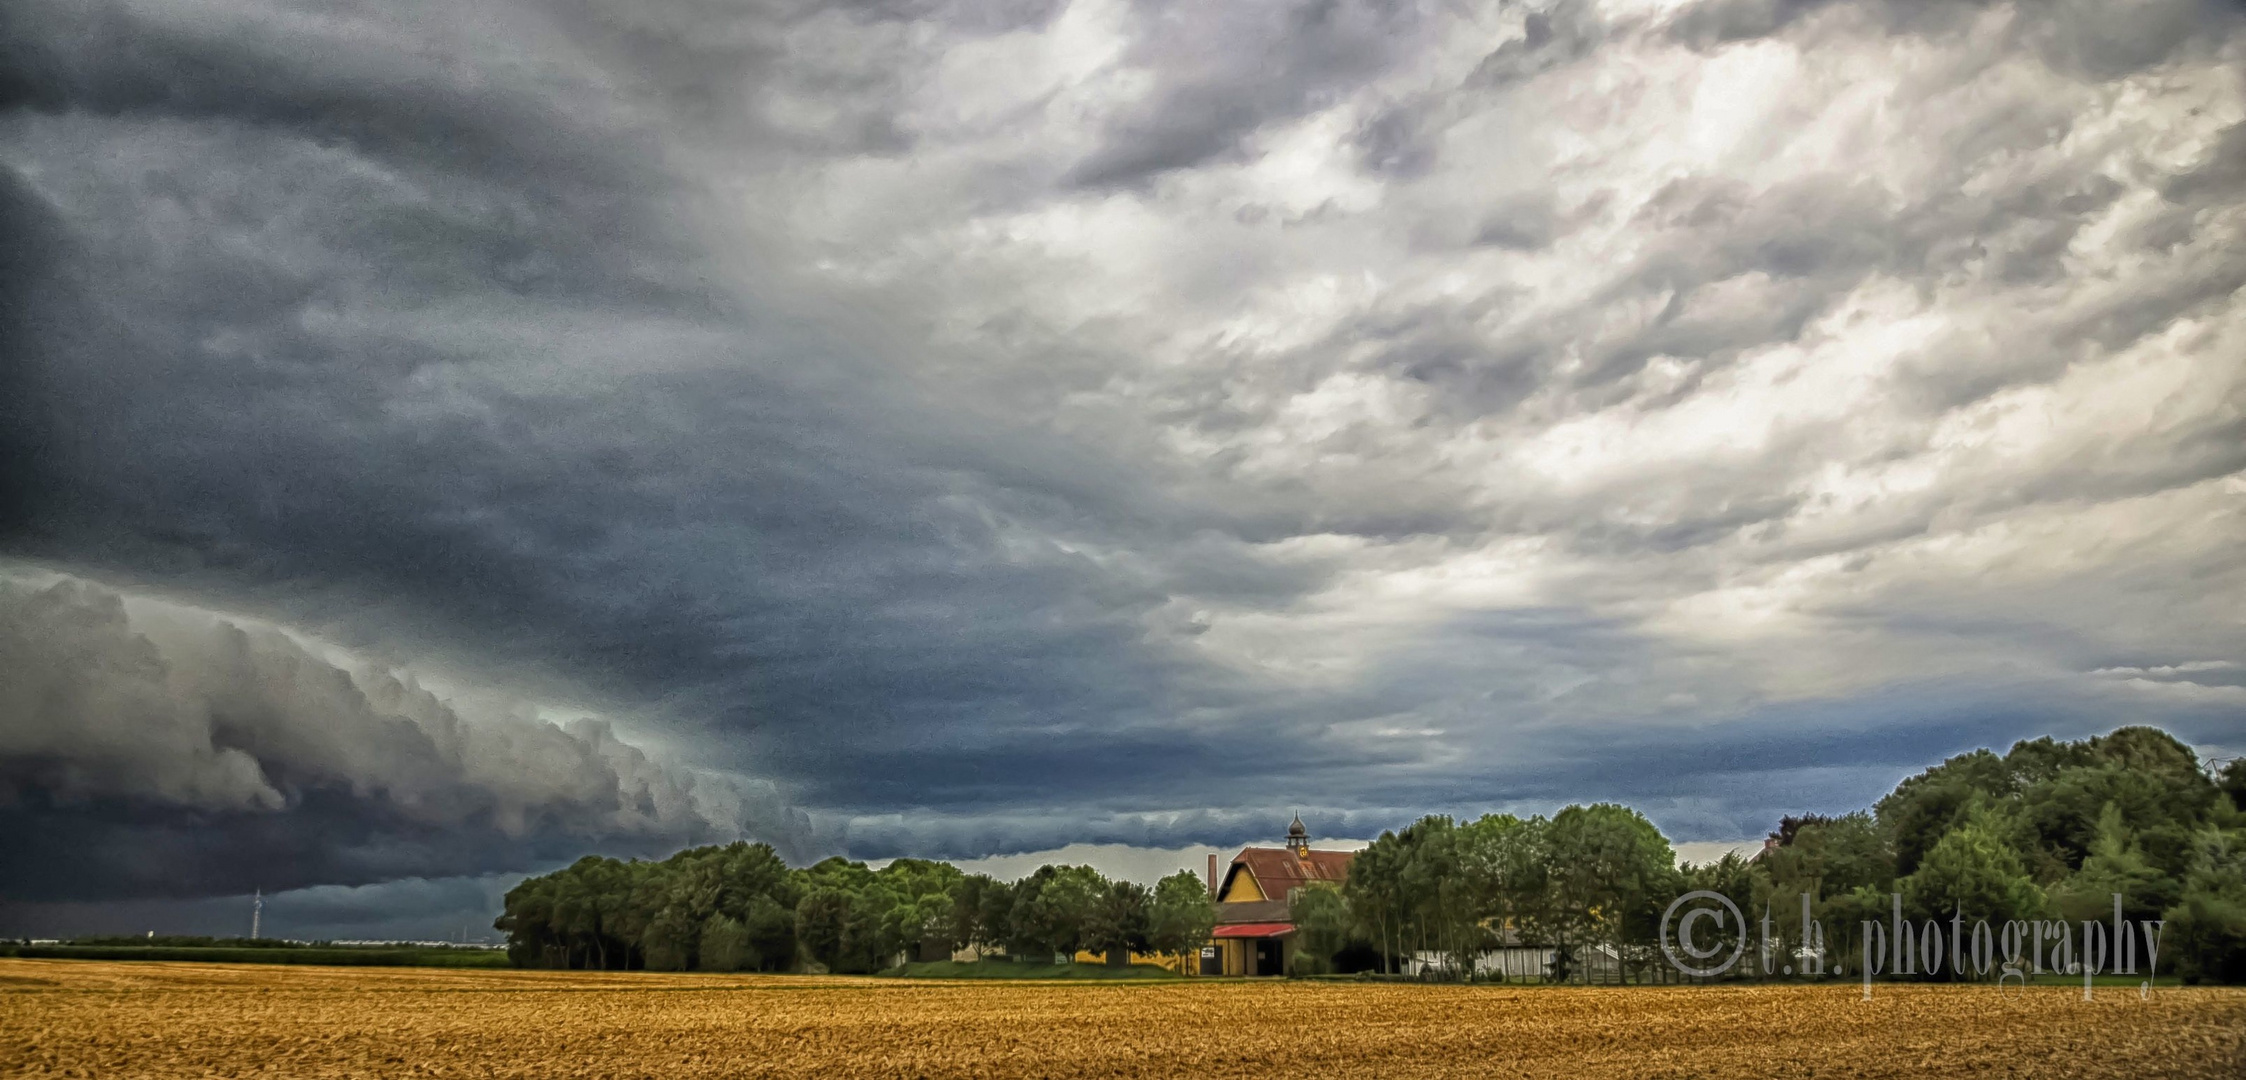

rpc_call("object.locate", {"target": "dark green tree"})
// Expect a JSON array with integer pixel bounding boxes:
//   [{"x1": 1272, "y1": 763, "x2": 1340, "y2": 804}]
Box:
[
  {"x1": 975, "y1": 875, "x2": 1022, "y2": 957},
  {"x1": 1877, "y1": 748, "x2": 2018, "y2": 878},
  {"x1": 1898, "y1": 806, "x2": 2048, "y2": 979},
  {"x1": 1342, "y1": 830, "x2": 1409, "y2": 974},
  {"x1": 1542, "y1": 804, "x2": 1678, "y2": 983},
  {"x1": 1082, "y1": 880, "x2": 1151, "y2": 963},
  {"x1": 699, "y1": 915, "x2": 753, "y2": 971},
  {"x1": 1287, "y1": 883, "x2": 1351, "y2": 975},
  {"x1": 2051, "y1": 802, "x2": 2180, "y2": 925},
  {"x1": 875, "y1": 858, "x2": 963, "y2": 962},
  {"x1": 1011, "y1": 865, "x2": 1105, "y2": 961},
  {"x1": 1458, "y1": 812, "x2": 1550, "y2": 974},
  {"x1": 793, "y1": 887, "x2": 853, "y2": 973},
  {"x1": 2167, "y1": 826, "x2": 2246, "y2": 984},
  {"x1": 641, "y1": 902, "x2": 699, "y2": 971},
  {"x1": 1146, "y1": 870, "x2": 1216, "y2": 965},
  {"x1": 2217, "y1": 758, "x2": 2246, "y2": 816}
]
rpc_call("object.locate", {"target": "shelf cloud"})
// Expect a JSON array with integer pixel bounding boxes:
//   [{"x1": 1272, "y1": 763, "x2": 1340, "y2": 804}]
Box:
[{"x1": 0, "y1": 576, "x2": 816, "y2": 901}]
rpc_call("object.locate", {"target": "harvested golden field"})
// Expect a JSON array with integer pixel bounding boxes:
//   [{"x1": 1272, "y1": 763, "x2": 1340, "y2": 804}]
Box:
[{"x1": 4, "y1": 959, "x2": 2243, "y2": 1079}]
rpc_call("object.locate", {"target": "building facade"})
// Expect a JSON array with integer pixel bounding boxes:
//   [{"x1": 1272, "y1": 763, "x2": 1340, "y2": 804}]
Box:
[{"x1": 1202, "y1": 817, "x2": 1354, "y2": 976}]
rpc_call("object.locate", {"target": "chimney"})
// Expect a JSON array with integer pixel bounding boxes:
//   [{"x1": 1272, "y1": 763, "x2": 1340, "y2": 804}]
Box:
[{"x1": 1207, "y1": 853, "x2": 1219, "y2": 899}]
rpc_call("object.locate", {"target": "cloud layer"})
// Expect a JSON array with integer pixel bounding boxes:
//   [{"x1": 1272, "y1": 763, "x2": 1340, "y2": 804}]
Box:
[
  {"x1": 3, "y1": 0, "x2": 2243, "y2": 909},
  {"x1": 0, "y1": 576, "x2": 813, "y2": 900}
]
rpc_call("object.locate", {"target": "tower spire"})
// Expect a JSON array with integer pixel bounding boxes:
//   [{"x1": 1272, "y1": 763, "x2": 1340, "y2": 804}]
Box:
[{"x1": 1286, "y1": 814, "x2": 1310, "y2": 856}]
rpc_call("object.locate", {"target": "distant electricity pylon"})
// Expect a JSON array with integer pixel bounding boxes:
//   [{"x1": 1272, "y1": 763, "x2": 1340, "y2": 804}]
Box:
[{"x1": 250, "y1": 888, "x2": 263, "y2": 940}]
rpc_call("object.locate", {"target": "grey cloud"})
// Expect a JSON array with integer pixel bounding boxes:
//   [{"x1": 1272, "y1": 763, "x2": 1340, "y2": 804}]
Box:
[
  {"x1": 2023, "y1": 0, "x2": 2235, "y2": 80},
  {"x1": 1467, "y1": 3, "x2": 1608, "y2": 88},
  {"x1": 0, "y1": 576, "x2": 816, "y2": 901},
  {"x1": 1525, "y1": 130, "x2": 2212, "y2": 427},
  {"x1": 1664, "y1": 0, "x2": 1830, "y2": 46},
  {"x1": 1354, "y1": 101, "x2": 1442, "y2": 180},
  {"x1": 0, "y1": 0, "x2": 1360, "y2": 879},
  {"x1": 1664, "y1": 0, "x2": 2011, "y2": 51},
  {"x1": 1067, "y1": 0, "x2": 1430, "y2": 187},
  {"x1": 838, "y1": 686, "x2": 2243, "y2": 857},
  {"x1": 1360, "y1": 4, "x2": 1609, "y2": 183},
  {"x1": 3, "y1": 0, "x2": 2244, "y2": 927},
  {"x1": 2163, "y1": 120, "x2": 2246, "y2": 206},
  {"x1": 1473, "y1": 199, "x2": 1560, "y2": 251},
  {"x1": 1663, "y1": 0, "x2": 2242, "y2": 81},
  {"x1": 2094, "y1": 662, "x2": 2246, "y2": 691},
  {"x1": 4, "y1": 0, "x2": 680, "y2": 253}
]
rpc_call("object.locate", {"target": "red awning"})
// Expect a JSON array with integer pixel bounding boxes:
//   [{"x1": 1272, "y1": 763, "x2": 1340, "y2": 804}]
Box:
[{"x1": 1212, "y1": 922, "x2": 1294, "y2": 938}]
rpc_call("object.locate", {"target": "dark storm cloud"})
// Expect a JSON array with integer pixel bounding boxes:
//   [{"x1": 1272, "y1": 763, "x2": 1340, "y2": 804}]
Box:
[
  {"x1": 844, "y1": 684, "x2": 2246, "y2": 856},
  {"x1": 3, "y1": 0, "x2": 2244, "y2": 923},
  {"x1": 0, "y1": 0, "x2": 1376, "y2": 900},
  {"x1": 0, "y1": 577, "x2": 810, "y2": 901},
  {"x1": 0, "y1": 169, "x2": 58, "y2": 543}
]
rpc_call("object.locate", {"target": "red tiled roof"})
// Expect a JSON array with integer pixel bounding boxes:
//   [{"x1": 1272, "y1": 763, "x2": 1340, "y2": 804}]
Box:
[
  {"x1": 1223, "y1": 846, "x2": 1353, "y2": 895},
  {"x1": 1212, "y1": 922, "x2": 1294, "y2": 938}
]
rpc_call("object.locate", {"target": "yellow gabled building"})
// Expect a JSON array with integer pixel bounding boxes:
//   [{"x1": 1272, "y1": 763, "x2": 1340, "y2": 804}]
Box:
[{"x1": 1203, "y1": 817, "x2": 1354, "y2": 976}]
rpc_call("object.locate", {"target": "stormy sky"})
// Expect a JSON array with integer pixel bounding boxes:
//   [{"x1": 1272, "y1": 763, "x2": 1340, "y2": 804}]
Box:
[{"x1": 3, "y1": 0, "x2": 2243, "y2": 939}]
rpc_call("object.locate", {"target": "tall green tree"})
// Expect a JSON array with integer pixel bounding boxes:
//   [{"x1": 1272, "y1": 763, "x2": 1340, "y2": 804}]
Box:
[
  {"x1": 641, "y1": 902, "x2": 699, "y2": 971},
  {"x1": 495, "y1": 875, "x2": 560, "y2": 968},
  {"x1": 2217, "y1": 759, "x2": 2246, "y2": 816},
  {"x1": 2051, "y1": 802, "x2": 2180, "y2": 925},
  {"x1": 1146, "y1": 871, "x2": 1216, "y2": 964},
  {"x1": 1678, "y1": 852, "x2": 1757, "y2": 981},
  {"x1": 1457, "y1": 813, "x2": 1550, "y2": 955},
  {"x1": 1394, "y1": 816, "x2": 1474, "y2": 976},
  {"x1": 2167, "y1": 825, "x2": 2246, "y2": 984},
  {"x1": 740, "y1": 894, "x2": 798, "y2": 971},
  {"x1": 1898, "y1": 806, "x2": 2048, "y2": 979},
  {"x1": 1879, "y1": 728, "x2": 2220, "y2": 885},
  {"x1": 1761, "y1": 812, "x2": 1893, "y2": 900},
  {"x1": 1878, "y1": 748, "x2": 2018, "y2": 878},
  {"x1": 1082, "y1": 880, "x2": 1151, "y2": 963},
  {"x1": 875, "y1": 858, "x2": 963, "y2": 961},
  {"x1": 975, "y1": 875, "x2": 1021, "y2": 956},
  {"x1": 1754, "y1": 813, "x2": 1894, "y2": 978},
  {"x1": 699, "y1": 915, "x2": 753, "y2": 971},
  {"x1": 1542, "y1": 804, "x2": 1678, "y2": 983},
  {"x1": 1008, "y1": 865, "x2": 1106, "y2": 960},
  {"x1": 1342, "y1": 830, "x2": 1409, "y2": 974},
  {"x1": 1287, "y1": 883, "x2": 1352, "y2": 975},
  {"x1": 794, "y1": 887, "x2": 853, "y2": 973}
]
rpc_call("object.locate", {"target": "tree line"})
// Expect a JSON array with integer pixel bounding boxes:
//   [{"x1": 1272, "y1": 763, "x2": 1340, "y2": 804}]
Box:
[
  {"x1": 497, "y1": 726, "x2": 2246, "y2": 983},
  {"x1": 1301, "y1": 726, "x2": 2246, "y2": 983},
  {"x1": 495, "y1": 845, "x2": 1216, "y2": 974}
]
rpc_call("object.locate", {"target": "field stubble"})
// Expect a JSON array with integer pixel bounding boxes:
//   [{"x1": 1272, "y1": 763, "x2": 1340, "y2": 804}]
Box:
[{"x1": 3, "y1": 959, "x2": 2242, "y2": 1079}]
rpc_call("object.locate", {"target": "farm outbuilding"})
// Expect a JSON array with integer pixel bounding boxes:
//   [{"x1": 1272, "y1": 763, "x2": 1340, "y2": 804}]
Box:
[{"x1": 1202, "y1": 817, "x2": 1355, "y2": 976}]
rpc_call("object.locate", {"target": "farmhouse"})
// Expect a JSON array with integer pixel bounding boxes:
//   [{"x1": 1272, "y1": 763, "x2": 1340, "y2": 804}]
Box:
[{"x1": 1202, "y1": 817, "x2": 1354, "y2": 976}]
